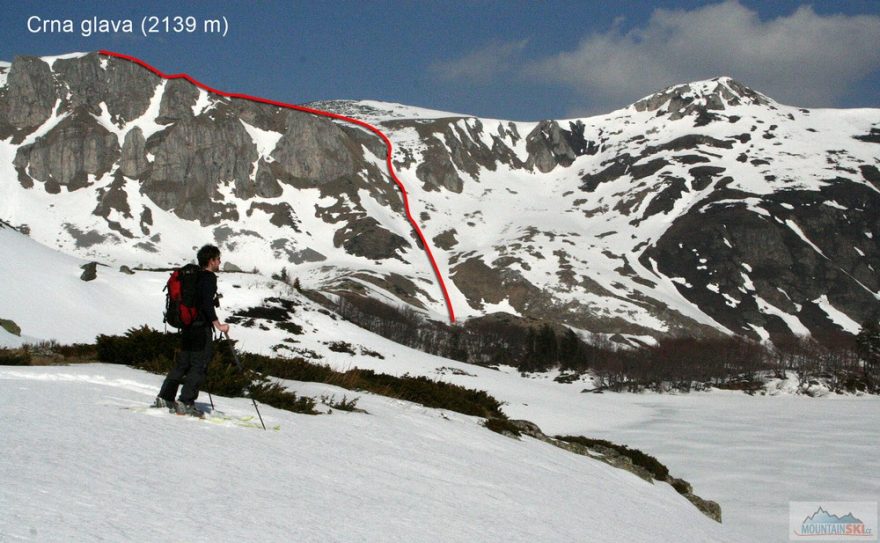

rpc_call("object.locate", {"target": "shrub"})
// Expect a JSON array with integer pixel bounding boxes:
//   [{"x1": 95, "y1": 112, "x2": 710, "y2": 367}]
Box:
[
  {"x1": 242, "y1": 352, "x2": 336, "y2": 382},
  {"x1": 320, "y1": 394, "x2": 361, "y2": 412},
  {"x1": 670, "y1": 477, "x2": 693, "y2": 495},
  {"x1": 249, "y1": 380, "x2": 317, "y2": 414},
  {"x1": 334, "y1": 370, "x2": 506, "y2": 419},
  {"x1": 205, "y1": 363, "x2": 253, "y2": 398},
  {"x1": 554, "y1": 372, "x2": 581, "y2": 384},
  {"x1": 484, "y1": 418, "x2": 522, "y2": 437},
  {"x1": 96, "y1": 326, "x2": 178, "y2": 365},
  {"x1": 328, "y1": 341, "x2": 356, "y2": 354},
  {"x1": 234, "y1": 305, "x2": 291, "y2": 321},
  {"x1": 134, "y1": 355, "x2": 175, "y2": 375},
  {"x1": 277, "y1": 322, "x2": 303, "y2": 335},
  {"x1": 359, "y1": 347, "x2": 385, "y2": 359},
  {"x1": 53, "y1": 343, "x2": 98, "y2": 360},
  {"x1": 0, "y1": 347, "x2": 31, "y2": 365},
  {"x1": 0, "y1": 341, "x2": 99, "y2": 366}
]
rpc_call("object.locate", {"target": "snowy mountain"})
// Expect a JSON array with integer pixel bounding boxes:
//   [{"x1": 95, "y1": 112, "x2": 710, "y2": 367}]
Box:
[{"x1": 1, "y1": 51, "x2": 878, "y2": 347}]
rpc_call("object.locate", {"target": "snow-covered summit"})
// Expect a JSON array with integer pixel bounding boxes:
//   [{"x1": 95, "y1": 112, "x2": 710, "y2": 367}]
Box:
[{"x1": 632, "y1": 76, "x2": 773, "y2": 117}]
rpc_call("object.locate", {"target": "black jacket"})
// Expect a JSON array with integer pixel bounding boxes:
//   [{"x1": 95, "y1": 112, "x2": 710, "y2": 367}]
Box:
[{"x1": 181, "y1": 270, "x2": 219, "y2": 351}]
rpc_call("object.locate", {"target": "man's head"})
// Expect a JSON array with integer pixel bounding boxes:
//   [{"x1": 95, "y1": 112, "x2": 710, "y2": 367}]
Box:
[{"x1": 197, "y1": 245, "x2": 221, "y2": 272}]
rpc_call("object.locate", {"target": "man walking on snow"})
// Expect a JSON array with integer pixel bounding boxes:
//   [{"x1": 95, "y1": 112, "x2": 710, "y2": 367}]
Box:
[{"x1": 154, "y1": 245, "x2": 230, "y2": 416}]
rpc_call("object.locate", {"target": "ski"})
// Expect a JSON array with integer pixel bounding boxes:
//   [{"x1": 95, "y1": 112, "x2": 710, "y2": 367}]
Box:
[{"x1": 125, "y1": 404, "x2": 280, "y2": 430}]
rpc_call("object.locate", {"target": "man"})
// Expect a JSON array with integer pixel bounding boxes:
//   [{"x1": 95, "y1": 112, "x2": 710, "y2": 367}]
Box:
[{"x1": 155, "y1": 245, "x2": 230, "y2": 416}]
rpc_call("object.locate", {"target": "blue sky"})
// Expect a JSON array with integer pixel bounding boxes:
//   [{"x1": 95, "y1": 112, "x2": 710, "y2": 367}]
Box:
[{"x1": 2, "y1": 0, "x2": 879, "y2": 120}]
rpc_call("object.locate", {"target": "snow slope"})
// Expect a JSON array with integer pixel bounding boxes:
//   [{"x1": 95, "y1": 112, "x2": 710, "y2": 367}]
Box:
[
  {"x1": 0, "y1": 223, "x2": 166, "y2": 345},
  {"x1": 0, "y1": 364, "x2": 732, "y2": 542}
]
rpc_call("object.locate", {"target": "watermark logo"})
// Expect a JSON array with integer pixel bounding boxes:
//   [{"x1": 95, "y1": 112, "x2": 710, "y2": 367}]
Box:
[{"x1": 790, "y1": 502, "x2": 877, "y2": 541}]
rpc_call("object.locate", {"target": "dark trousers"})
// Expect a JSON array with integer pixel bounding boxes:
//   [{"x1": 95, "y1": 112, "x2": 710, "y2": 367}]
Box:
[{"x1": 158, "y1": 328, "x2": 213, "y2": 404}]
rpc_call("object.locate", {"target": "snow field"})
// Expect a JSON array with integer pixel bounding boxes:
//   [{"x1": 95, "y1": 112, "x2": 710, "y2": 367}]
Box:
[
  {"x1": 0, "y1": 364, "x2": 732, "y2": 542},
  {"x1": 579, "y1": 392, "x2": 880, "y2": 542}
]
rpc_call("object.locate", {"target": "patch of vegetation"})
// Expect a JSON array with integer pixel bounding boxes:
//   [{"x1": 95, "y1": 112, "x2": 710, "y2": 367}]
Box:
[
  {"x1": 0, "y1": 347, "x2": 30, "y2": 365},
  {"x1": 96, "y1": 326, "x2": 178, "y2": 365},
  {"x1": 436, "y1": 366, "x2": 475, "y2": 377},
  {"x1": 248, "y1": 380, "x2": 317, "y2": 414},
  {"x1": 225, "y1": 316, "x2": 253, "y2": 327},
  {"x1": 359, "y1": 347, "x2": 384, "y2": 359},
  {"x1": 239, "y1": 352, "x2": 506, "y2": 419},
  {"x1": 556, "y1": 435, "x2": 669, "y2": 481},
  {"x1": 328, "y1": 341, "x2": 356, "y2": 354},
  {"x1": 0, "y1": 341, "x2": 98, "y2": 366},
  {"x1": 234, "y1": 305, "x2": 290, "y2": 321},
  {"x1": 554, "y1": 372, "x2": 582, "y2": 384},
  {"x1": 277, "y1": 321, "x2": 304, "y2": 335},
  {"x1": 484, "y1": 418, "x2": 522, "y2": 437},
  {"x1": 712, "y1": 377, "x2": 765, "y2": 394},
  {"x1": 320, "y1": 394, "x2": 362, "y2": 412},
  {"x1": 231, "y1": 297, "x2": 299, "y2": 326},
  {"x1": 52, "y1": 343, "x2": 98, "y2": 360},
  {"x1": 241, "y1": 352, "x2": 336, "y2": 382},
  {"x1": 130, "y1": 353, "x2": 174, "y2": 375},
  {"x1": 669, "y1": 477, "x2": 693, "y2": 495},
  {"x1": 346, "y1": 371, "x2": 505, "y2": 419}
]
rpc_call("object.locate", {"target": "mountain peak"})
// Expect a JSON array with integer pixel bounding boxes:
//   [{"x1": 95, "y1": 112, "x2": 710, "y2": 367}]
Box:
[{"x1": 632, "y1": 76, "x2": 772, "y2": 119}]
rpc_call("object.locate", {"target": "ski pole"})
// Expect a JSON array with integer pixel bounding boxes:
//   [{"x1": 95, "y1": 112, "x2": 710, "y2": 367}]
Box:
[{"x1": 224, "y1": 332, "x2": 266, "y2": 430}]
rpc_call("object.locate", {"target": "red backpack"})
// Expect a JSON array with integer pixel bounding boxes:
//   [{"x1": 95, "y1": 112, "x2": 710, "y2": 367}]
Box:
[{"x1": 164, "y1": 264, "x2": 201, "y2": 329}]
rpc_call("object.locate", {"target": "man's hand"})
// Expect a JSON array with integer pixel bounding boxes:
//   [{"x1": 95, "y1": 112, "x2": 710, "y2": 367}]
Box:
[{"x1": 214, "y1": 321, "x2": 230, "y2": 334}]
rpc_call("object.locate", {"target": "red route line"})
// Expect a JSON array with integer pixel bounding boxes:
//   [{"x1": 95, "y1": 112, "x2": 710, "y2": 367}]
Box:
[{"x1": 99, "y1": 50, "x2": 456, "y2": 323}]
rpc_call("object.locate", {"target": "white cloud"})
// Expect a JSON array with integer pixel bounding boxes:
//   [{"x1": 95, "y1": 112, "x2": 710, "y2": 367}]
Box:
[
  {"x1": 429, "y1": 39, "x2": 529, "y2": 85},
  {"x1": 531, "y1": 1, "x2": 880, "y2": 114}
]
